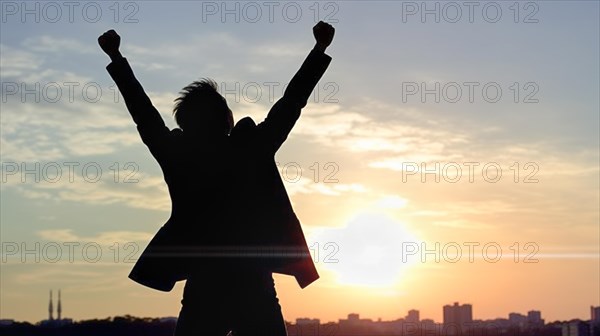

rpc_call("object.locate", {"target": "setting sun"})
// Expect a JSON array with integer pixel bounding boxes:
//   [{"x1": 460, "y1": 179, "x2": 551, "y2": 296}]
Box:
[{"x1": 310, "y1": 212, "x2": 422, "y2": 288}]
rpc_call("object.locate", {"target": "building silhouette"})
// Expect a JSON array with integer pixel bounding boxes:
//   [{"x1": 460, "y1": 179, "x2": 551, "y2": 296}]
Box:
[
  {"x1": 443, "y1": 302, "x2": 473, "y2": 335},
  {"x1": 509, "y1": 312, "x2": 528, "y2": 328},
  {"x1": 562, "y1": 320, "x2": 590, "y2": 336},
  {"x1": 592, "y1": 307, "x2": 600, "y2": 322},
  {"x1": 2, "y1": 303, "x2": 599, "y2": 336},
  {"x1": 528, "y1": 310, "x2": 544, "y2": 327},
  {"x1": 338, "y1": 313, "x2": 375, "y2": 335},
  {"x1": 591, "y1": 306, "x2": 600, "y2": 336},
  {"x1": 406, "y1": 309, "x2": 420, "y2": 323},
  {"x1": 40, "y1": 289, "x2": 72, "y2": 327},
  {"x1": 57, "y1": 290, "x2": 62, "y2": 321},
  {"x1": 47, "y1": 290, "x2": 53, "y2": 321}
]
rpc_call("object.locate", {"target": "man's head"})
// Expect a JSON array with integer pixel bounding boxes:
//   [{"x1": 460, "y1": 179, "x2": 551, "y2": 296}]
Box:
[{"x1": 173, "y1": 79, "x2": 233, "y2": 135}]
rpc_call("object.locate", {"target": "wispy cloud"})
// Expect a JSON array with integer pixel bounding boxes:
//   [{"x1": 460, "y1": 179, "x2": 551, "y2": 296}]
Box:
[
  {"x1": 3, "y1": 172, "x2": 170, "y2": 212},
  {"x1": 0, "y1": 44, "x2": 42, "y2": 77},
  {"x1": 36, "y1": 229, "x2": 152, "y2": 245},
  {"x1": 22, "y1": 36, "x2": 95, "y2": 54}
]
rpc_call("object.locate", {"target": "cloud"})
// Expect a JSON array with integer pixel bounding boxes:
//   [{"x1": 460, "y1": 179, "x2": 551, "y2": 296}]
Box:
[
  {"x1": 0, "y1": 72, "x2": 153, "y2": 162},
  {"x1": 65, "y1": 130, "x2": 141, "y2": 157},
  {"x1": 22, "y1": 36, "x2": 95, "y2": 54},
  {"x1": 250, "y1": 43, "x2": 307, "y2": 58},
  {"x1": 0, "y1": 44, "x2": 43, "y2": 77},
  {"x1": 3, "y1": 171, "x2": 170, "y2": 212},
  {"x1": 0, "y1": 134, "x2": 65, "y2": 162},
  {"x1": 36, "y1": 229, "x2": 153, "y2": 245},
  {"x1": 375, "y1": 195, "x2": 408, "y2": 209},
  {"x1": 284, "y1": 176, "x2": 367, "y2": 197},
  {"x1": 1, "y1": 104, "x2": 141, "y2": 162}
]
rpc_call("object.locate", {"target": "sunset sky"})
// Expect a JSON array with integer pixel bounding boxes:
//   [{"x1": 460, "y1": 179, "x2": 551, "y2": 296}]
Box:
[{"x1": 1, "y1": 1, "x2": 598, "y2": 324}]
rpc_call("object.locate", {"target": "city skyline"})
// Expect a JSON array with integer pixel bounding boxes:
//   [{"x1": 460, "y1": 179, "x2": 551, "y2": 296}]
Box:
[
  {"x1": 2, "y1": 292, "x2": 599, "y2": 336},
  {"x1": 6, "y1": 291, "x2": 598, "y2": 326}
]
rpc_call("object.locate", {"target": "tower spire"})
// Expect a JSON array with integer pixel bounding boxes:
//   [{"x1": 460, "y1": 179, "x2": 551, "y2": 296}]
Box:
[
  {"x1": 57, "y1": 289, "x2": 62, "y2": 320},
  {"x1": 48, "y1": 290, "x2": 54, "y2": 321}
]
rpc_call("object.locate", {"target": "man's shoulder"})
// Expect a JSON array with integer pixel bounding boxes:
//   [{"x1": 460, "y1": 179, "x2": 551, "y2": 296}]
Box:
[{"x1": 164, "y1": 128, "x2": 183, "y2": 141}]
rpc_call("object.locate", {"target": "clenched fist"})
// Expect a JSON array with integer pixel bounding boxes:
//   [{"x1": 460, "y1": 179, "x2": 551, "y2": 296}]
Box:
[
  {"x1": 313, "y1": 21, "x2": 335, "y2": 51},
  {"x1": 98, "y1": 29, "x2": 121, "y2": 59}
]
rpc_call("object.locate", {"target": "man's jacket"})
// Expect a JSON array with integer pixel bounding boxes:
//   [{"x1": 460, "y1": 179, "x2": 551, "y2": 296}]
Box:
[{"x1": 106, "y1": 48, "x2": 332, "y2": 291}]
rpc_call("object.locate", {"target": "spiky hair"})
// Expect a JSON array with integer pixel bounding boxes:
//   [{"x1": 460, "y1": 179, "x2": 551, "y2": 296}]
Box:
[{"x1": 172, "y1": 78, "x2": 229, "y2": 131}]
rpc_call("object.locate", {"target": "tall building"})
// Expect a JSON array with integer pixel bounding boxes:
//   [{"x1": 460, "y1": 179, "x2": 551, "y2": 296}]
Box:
[
  {"x1": 509, "y1": 312, "x2": 527, "y2": 328},
  {"x1": 40, "y1": 289, "x2": 72, "y2": 327},
  {"x1": 443, "y1": 302, "x2": 473, "y2": 335},
  {"x1": 48, "y1": 290, "x2": 53, "y2": 321},
  {"x1": 338, "y1": 313, "x2": 374, "y2": 335},
  {"x1": 562, "y1": 320, "x2": 589, "y2": 336},
  {"x1": 591, "y1": 307, "x2": 600, "y2": 336},
  {"x1": 527, "y1": 310, "x2": 544, "y2": 327},
  {"x1": 57, "y1": 290, "x2": 62, "y2": 321},
  {"x1": 294, "y1": 318, "x2": 320, "y2": 335},
  {"x1": 592, "y1": 306, "x2": 600, "y2": 324},
  {"x1": 406, "y1": 309, "x2": 420, "y2": 323},
  {"x1": 296, "y1": 318, "x2": 320, "y2": 325}
]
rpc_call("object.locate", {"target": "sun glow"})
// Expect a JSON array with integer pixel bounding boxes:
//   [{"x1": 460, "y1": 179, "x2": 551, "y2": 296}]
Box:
[{"x1": 310, "y1": 212, "x2": 422, "y2": 288}]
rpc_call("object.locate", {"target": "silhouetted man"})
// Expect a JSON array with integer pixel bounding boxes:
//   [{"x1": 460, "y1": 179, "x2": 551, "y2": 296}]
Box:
[{"x1": 99, "y1": 21, "x2": 334, "y2": 335}]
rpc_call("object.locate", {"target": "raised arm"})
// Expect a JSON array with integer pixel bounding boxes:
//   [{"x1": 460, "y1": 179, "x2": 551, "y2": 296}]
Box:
[
  {"x1": 98, "y1": 30, "x2": 170, "y2": 156},
  {"x1": 256, "y1": 21, "x2": 335, "y2": 153}
]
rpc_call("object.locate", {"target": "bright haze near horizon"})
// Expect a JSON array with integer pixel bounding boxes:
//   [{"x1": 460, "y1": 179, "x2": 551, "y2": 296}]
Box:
[{"x1": 1, "y1": 0, "x2": 598, "y2": 324}]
